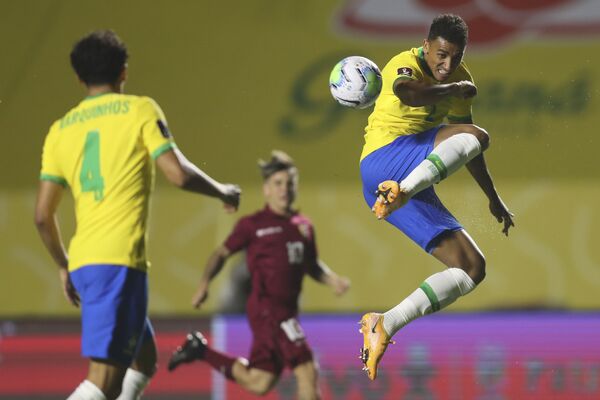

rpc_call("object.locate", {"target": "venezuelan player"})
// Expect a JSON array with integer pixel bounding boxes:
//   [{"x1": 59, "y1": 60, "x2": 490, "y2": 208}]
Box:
[
  {"x1": 358, "y1": 14, "x2": 515, "y2": 380},
  {"x1": 167, "y1": 151, "x2": 350, "y2": 400},
  {"x1": 34, "y1": 30, "x2": 240, "y2": 400}
]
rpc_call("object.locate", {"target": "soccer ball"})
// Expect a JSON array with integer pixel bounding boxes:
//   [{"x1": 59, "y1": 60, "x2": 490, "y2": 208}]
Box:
[{"x1": 329, "y1": 56, "x2": 382, "y2": 109}]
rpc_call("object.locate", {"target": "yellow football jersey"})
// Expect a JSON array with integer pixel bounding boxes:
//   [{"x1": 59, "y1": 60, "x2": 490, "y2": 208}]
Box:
[
  {"x1": 361, "y1": 47, "x2": 473, "y2": 160},
  {"x1": 40, "y1": 93, "x2": 176, "y2": 272}
]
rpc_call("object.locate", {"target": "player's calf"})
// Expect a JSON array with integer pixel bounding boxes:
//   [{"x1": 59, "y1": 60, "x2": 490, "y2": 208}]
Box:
[
  {"x1": 381, "y1": 267, "x2": 478, "y2": 341},
  {"x1": 233, "y1": 363, "x2": 278, "y2": 396},
  {"x1": 400, "y1": 132, "x2": 482, "y2": 197},
  {"x1": 293, "y1": 361, "x2": 321, "y2": 400}
]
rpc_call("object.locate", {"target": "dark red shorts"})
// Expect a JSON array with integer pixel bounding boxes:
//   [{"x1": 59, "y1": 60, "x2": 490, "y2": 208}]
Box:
[{"x1": 248, "y1": 316, "x2": 313, "y2": 375}]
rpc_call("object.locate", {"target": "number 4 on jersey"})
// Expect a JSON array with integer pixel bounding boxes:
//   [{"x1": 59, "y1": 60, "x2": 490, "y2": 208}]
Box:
[{"x1": 80, "y1": 130, "x2": 104, "y2": 201}]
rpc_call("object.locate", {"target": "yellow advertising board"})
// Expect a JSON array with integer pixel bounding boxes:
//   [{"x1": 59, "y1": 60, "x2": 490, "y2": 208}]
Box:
[{"x1": 1, "y1": 0, "x2": 599, "y2": 315}]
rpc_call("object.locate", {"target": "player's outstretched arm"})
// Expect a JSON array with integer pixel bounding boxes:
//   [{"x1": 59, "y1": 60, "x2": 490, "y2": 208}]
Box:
[
  {"x1": 156, "y1": 148, "x2": 241, "y2": 212},
  {"x1": 308, "y1": 260, "x2": 350, "y2": 296},
  {"x1": 34, "y1": 181, "x2": 80, "y2": 307},
  {"x1": 191, "y1": 245, "x2": 232, "y2": 308},
  {"x1": 465, "y1": 154, "x2": 515, "y2": 236},
  {"x1": 394, "y1": 79, "x2": 476, "y2": 107}
]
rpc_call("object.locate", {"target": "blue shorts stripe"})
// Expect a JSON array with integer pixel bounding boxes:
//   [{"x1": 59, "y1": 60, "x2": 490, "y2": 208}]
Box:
[
  {"x1": 360, "y1": 126, "x2": 463, "y2": 252},
  {"x1": 70, "y1": 264, "x2": 154, "y2": 365}
]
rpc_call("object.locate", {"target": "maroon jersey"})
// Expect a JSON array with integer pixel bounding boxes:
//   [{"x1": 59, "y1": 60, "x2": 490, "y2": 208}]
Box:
[{"x1": 224, "y1": 206, "x2": 319, "y2": 322}]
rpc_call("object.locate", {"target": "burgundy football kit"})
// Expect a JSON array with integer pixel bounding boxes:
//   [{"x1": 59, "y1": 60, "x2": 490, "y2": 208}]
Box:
[{"x1": 224, "y1": 206, "x2": 319, "y2": 374}]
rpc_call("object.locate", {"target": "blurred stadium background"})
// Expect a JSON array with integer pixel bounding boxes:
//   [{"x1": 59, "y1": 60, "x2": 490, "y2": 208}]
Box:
[{"x1": 1, "y1": 0, "x2": 600, "y2": 398}]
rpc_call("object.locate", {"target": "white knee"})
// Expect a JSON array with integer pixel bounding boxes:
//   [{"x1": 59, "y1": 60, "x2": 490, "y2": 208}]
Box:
[{"x1": 429, "y1": 133, "x2": 482, "y2": 178}]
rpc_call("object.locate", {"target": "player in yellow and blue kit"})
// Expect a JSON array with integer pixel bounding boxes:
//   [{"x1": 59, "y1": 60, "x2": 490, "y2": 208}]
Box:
[
  {"x1": 357, "y1": 14, "x2": 515, "y2": 380},
  {"x1": 34, "y1": 30, "x2": 240, "y2": 400}
]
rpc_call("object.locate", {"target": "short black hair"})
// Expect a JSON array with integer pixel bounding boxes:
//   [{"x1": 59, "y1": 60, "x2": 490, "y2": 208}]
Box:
[
  {"x1": 428, "y1": 14, "x2": 468, "y2": 49},
  {"x1": 258, "y1": 150, "x2": 297, "y2": 180},
  {"x1": 70, "y1": 30, "x2": 128, "y2": 85}
]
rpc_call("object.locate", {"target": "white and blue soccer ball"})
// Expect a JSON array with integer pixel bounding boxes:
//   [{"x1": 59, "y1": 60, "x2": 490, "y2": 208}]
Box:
[{"x1": 329, "y1": 56, "x2": 382, "y2": 109}]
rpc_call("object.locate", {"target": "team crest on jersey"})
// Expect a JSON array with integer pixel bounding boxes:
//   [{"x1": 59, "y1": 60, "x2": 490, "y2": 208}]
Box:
[
  {"x1": 157, "y1": 120, "x2": 172, "y2": 138},
  {"x1": 397, "y1": 67, "x2": 413, "y2": 77},
  {"x1": 297, "y1": 223, "x2": 311, "y2": 239}
]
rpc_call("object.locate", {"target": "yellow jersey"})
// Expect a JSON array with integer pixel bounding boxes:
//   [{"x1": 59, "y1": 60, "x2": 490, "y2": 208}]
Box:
[
  {"x1": 361, "y1": 47, "x2": 473, "y2": 160},
  {"x1": 40, "y1": 93, "x2": 176, "y2": 272}
]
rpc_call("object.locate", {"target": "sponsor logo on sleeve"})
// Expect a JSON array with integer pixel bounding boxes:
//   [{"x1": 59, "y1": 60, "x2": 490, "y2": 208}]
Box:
[
  {"x1": 297, "y1": 223, "x2": 311, "y2": 239},
  {"x1": 157, "y1": 120, "x2": 171, "y2": 138}
]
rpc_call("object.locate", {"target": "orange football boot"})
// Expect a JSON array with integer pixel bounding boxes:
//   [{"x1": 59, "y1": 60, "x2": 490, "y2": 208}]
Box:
[
  {"x1": 371, "y1": 180, "x2": 409, "y2": 220},
  {"x1": 359, "y1": 313, "x2": 395, "y2": 380}
]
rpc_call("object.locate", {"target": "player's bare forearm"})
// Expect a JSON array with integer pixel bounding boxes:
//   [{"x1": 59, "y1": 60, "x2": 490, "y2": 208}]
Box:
[
  {"x1": 307, "y1": 259, "x2": 328, "y2": 283},
  {"x1": 156, "y1": 149, "x2": 241, "y2": 210},
  {"x1": 192, "y1": 246, "x2": 231, "y2": 308},
  {"x1": 466, "y1": 154, "x2": 515, "y2": 235},
  {"x1": 34, "y1": 181, "x2": 68, "y2": 268},
  {"x1": 34, "y1": 181, "x2": 80, "y2": 306},
  {"x1": 177, "y1": 155, "x2": 241, "y2": 210},
  {"x1": 309, "y1": 260, "x2": 350, "y2": 296},
  {"x1": 180, "y1": 158, "x2": 225, "y2": 196},
  {"x1": 466, "y1": 154, "x2": 499, "y2": 201},
  {"x1": 394, "y1": 79, "x2": 476, "y2": 107},
  {"x1": 35, "y1": 215, "x2": 69, "y2": 268},
  {"x1": 201, "y1": 246, "x2": 231, "y2": 283}
]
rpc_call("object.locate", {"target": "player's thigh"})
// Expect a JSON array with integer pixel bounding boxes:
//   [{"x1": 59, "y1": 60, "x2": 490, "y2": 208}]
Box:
[
  {"x1": 70, "y1": 264, "x2": 150, "y2": 366},
  {"x1": 87, "y1": 358, "x2": 128, "y2": 399},
  {"x1": 383, "y1": 187, "x2": 463, "y2": 252},
  {"x1": 430, "y1": 229, "x2": 486, "y2": 283},
  {"x1": 434, "y1": 124, "x2": 489, "y2": 149},
  {"x1": 360, "y1": 127, "x2": 440, "y2": 199},
  {"x1": 293, "y1": 361, "x2": 320, "y2": 400}
]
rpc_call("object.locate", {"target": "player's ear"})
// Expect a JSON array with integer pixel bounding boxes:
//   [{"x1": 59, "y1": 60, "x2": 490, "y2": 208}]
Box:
[{"x1": 423, "y1": 39, "x2": 429, "y2": 54}]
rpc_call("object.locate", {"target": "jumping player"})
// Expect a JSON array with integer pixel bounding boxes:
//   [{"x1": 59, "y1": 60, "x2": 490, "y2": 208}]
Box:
[
  {"x1": 34, "y1": 30, "x2": 240, "y2": 400},
  {"x1": 168, "y1": 150, "x2": 350, "y2": 400},
  {"x1": 358, "y1": 14, "x2": 514, "y2": 380}
]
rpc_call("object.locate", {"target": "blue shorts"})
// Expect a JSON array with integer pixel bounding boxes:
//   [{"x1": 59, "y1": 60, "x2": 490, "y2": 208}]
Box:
[
  {"x1": 70, "y1": 264, "x2": 154, "y2": 366},
  {"x1": 360, "y1": 126, "x2": 462, "y2": 253}
]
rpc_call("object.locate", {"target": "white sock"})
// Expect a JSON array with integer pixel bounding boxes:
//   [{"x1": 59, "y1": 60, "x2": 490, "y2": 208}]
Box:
[
  {"x1": 67, "y1": 380, "x2": 107, "y2": 400},
  {"x1": 383, "y1": 268, "x2": 477, "y2": 337},
  {"x1": 400, "y1": 133, "x2": 481, "y2": 196},
  {"x1": 116, "y1": 368, "x2": 151, "y2": 400}
]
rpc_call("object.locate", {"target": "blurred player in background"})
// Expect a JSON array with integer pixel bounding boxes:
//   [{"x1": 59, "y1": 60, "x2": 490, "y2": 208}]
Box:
[
  {"x1": 358, "y1": 14, "x2": 514, "y2": 379},
  {"x1": 34, "y1": 30, "x2": 240, "y2": 400},
  {"x1": 168, "y1": 150, "x2": 350, "y2": 400}
]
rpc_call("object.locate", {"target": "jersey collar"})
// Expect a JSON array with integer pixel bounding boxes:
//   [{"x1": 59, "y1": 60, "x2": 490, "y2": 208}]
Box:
[
  {"x1": 83, "y1": 92, "x2": 114, "y2": 101},
  {"x1": 264, "y1": 204, "x2": 296, "y2": 219}
]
